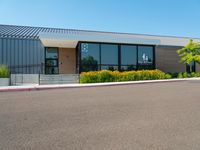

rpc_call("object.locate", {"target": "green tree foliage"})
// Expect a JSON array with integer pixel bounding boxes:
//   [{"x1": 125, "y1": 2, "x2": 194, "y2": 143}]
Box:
[
  {"x1": 177, "y1": 39, "x2": 200, "y2": 65},
  {"x1": 81, "y1": 56, "x2": 98, "y2": 72}
]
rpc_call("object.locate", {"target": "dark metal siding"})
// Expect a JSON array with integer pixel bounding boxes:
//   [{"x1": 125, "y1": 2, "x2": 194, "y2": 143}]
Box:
[{"x1": 0, "y1": 37, "x2": 45, "y2": 74}]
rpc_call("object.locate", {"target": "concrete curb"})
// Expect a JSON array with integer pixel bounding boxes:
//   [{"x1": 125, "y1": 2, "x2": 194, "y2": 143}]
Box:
[{"x1": 0, "y1": 78, "x2": 199, "y2": 92}]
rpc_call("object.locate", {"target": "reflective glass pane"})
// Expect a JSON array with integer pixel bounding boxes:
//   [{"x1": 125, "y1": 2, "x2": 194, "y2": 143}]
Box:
[
  {"x1": 45, "y1": 67, "x2": 59, "y2": 74},
  {"x1": 46, "y1": 48, "x2": 58, "y2": 59},
  {"x1": 81, "y1": 43, "x2": 100, "y2": 64},
  {"x1": 138, "y1": 46, "x2": 153, "y2": 64},
  {"x1": 81, "y1": 43, "x2": 100, "y2": 72},
  {"x1": 121, "y1": 45, "x2": 137, "y2": 65},
  {"x1": 46, "y1": 60, "x2": 58, "y2": 67},
  {"x1": 101, "y1": 65, "x2": 118, "y2": 71},
  {"x1": 101, "y1": 44, "x2": 118, "y2": 65},
  {"x1": 121, "y1": 65, "x2": 137, "y2": 71},
  {"x1": 138, "y1": 46, "x2": 154, "y2": 69},
  {"x1": 81, "y1": 65, "x2": 100, "y2": 72}
]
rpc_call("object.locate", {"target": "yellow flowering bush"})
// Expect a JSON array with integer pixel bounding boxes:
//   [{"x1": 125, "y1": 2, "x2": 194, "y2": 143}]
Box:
[{"x1": 80, "y1": 70, "x2": 172, "y2": 83}]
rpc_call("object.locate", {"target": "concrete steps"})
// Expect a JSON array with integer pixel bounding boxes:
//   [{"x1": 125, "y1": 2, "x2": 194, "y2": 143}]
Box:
[{"x1": 39, "y1": 74, "x2": 79, "y2": 85}]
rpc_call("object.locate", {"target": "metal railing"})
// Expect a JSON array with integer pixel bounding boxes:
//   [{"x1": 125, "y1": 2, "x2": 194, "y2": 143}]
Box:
[
  {"x1": 8, "y1": 64, "x2": 44, "y2": 85},
  {"x1": 8, "y1": 64, "x2": 79, "y2": 85},
  {"x1": 9, "y1": 63, "x2": 44, "y2": 74}
]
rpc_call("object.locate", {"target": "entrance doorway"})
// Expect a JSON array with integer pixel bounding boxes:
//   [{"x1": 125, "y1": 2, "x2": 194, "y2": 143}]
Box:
[{"x1": 45, "y1": 48, "x2": 59, "y2": 74}]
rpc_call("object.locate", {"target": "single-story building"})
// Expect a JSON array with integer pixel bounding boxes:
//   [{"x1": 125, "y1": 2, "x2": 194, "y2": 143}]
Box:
[{"x1": 0, "y1": 24, "x2": 200, "y2": 79}]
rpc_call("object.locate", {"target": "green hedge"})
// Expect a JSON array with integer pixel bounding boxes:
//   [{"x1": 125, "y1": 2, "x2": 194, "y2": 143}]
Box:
[
  {"x1": 170, "y1": 72, "x2": 200, "y2": 78},
  {"x1": 80, "y1": 70, "x2": 172, "y2": 83},
  {"x1": 0, "y1": 65, "x2": 10, "y2": 78}
]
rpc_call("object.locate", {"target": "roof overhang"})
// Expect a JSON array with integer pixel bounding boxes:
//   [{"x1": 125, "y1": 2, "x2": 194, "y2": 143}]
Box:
[
  {"x1": 39, "y1": 32, "x2": 161, "y2": 48},
  {"x1": 40, "y1": 39, "x2": 78, "y2": 48}
]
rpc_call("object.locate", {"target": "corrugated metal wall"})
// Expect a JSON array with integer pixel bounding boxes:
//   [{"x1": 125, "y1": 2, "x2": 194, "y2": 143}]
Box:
[{"x1": 0, "y1": 38, "x2": 45, "y2": 74}]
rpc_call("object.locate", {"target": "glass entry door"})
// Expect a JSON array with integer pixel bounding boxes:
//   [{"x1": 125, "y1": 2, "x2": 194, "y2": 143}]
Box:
[{"x1": 45, "y1": 48, "x2": 59, "y2": 74}]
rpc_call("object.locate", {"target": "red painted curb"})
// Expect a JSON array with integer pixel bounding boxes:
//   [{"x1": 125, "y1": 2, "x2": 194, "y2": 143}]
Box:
[{"x1": 0, "y1": 87, "x2": 36, "y2": 92}]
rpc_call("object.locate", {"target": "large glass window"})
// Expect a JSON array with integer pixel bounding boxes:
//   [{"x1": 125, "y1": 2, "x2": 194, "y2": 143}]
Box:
[
  {"x1": 101, "y1": 44, "x2": 118, "y2": 70},
  {"x1": 81, "y1": 43, "x2": 100, "y2": 72},
  {"x1": 79, "y1": 42, "x2": 155, "y2": 72},
  {"x1": 121, "y1": 45, "x2": 137, "y2": 71},
  {"x1": 45, "y1": 48, "x2": 59, "y2": 74},
  {"x1": 138, "y1": 46, "x2": 154, "y2": 70}
]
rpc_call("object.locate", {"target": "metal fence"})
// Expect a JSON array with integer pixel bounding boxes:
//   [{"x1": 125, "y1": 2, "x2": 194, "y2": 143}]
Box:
[
  {"x1": 8, "y1": 64, "x2": 43, "y2": 85},
  {"x1": 9, "y1": 64, "x2": 45, "y2": 74},
  {"x1": 7, "y1": 64, "x2": 79, "y2": 85}
]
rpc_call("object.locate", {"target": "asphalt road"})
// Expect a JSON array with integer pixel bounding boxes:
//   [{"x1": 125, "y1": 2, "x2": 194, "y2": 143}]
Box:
[{"x1": 1, "y1": 81, "x2": 200, "y2": 150}]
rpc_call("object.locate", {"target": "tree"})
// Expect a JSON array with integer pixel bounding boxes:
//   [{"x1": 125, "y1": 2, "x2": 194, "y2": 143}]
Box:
[
  {"x1": 177, "y1": 39, "x2": 200, "y2": 72},
  {"x1": 81, "y1": 56, "x2": 98, "y2": 72}
]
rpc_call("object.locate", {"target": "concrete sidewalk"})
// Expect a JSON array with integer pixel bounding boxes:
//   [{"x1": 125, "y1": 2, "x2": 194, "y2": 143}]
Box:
[{"x1": 0, "y1": 78, "x2": 200, "y2": 92}]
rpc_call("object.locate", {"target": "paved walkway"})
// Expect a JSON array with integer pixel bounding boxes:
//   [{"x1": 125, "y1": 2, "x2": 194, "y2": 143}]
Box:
[
  {"x1": 1, "y1": 81, "x2": 200, "y2": 150},
  {"x1": 0, "y1": 78, "x2": 199, "y2": 92}
]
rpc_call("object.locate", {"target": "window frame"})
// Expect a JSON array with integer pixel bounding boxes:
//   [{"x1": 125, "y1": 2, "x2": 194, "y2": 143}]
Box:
[
  {"x1": 137, "y1": 45, "x2": 155, "y2": 70},
  {"x1": 45, "y1": 47, "x2": 59, "y2": 74},
  {"x1": 78, "y1": 41, "x2": 155, "y2": 72},
  {"x1": 80, "y1": 43, "x2": 100, "y2": 72},
  {"x1": 100, "y1": 43, "x2": 119, "y2": 67}
]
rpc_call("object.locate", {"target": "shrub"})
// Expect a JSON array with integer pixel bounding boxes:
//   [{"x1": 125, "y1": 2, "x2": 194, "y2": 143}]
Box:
[
  {"x1": 177, "y1": 73, "x2": 183, "y2": 78},
  {"x1": 169, "y1": 72, "x2": 179, "y2": 78},
  {"x1": 165, "y1": 74, "x2": 172, "y2": 79},
  {"x1": 190, "y1": 72, "x2": 200, "y2": 77},
  {"x1": 195, "y1": 72, "x2": 200, "y2": 77},
  {"x1": 80, "y1": 71, "x2": 99, "y2": 83},
  {"x1": 0, "y1": 65, "x2": 10, "y2": 78},
  {"x1": 80, "y1": 70, "x2": 172, "y2": 83},
  {"x1": 191, "y1": 72, "x2": 196, "y2": 77},
  {"x1": 97, "y1": 70, "x2": 114, "y2": 82},
  {"x1": 169, "y1": 72, "x2": 200, "y2": 78},
  {"x1": 183, "y1": 72, "x2": 189, "y2": 78}
]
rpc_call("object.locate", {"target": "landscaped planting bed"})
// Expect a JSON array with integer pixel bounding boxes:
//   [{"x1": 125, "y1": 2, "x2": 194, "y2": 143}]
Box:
[
  {"x1": 80, "y1": 70, "x2": 200, "y2": 83},
  {"x1": 80, "y1": 70, "x2": 170, "y2": 83}
]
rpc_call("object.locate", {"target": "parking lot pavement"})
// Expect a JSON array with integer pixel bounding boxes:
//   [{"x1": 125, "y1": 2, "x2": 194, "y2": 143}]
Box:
[{"x1": 0, "y1": 81, "x2": 200, "y2": 150}]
